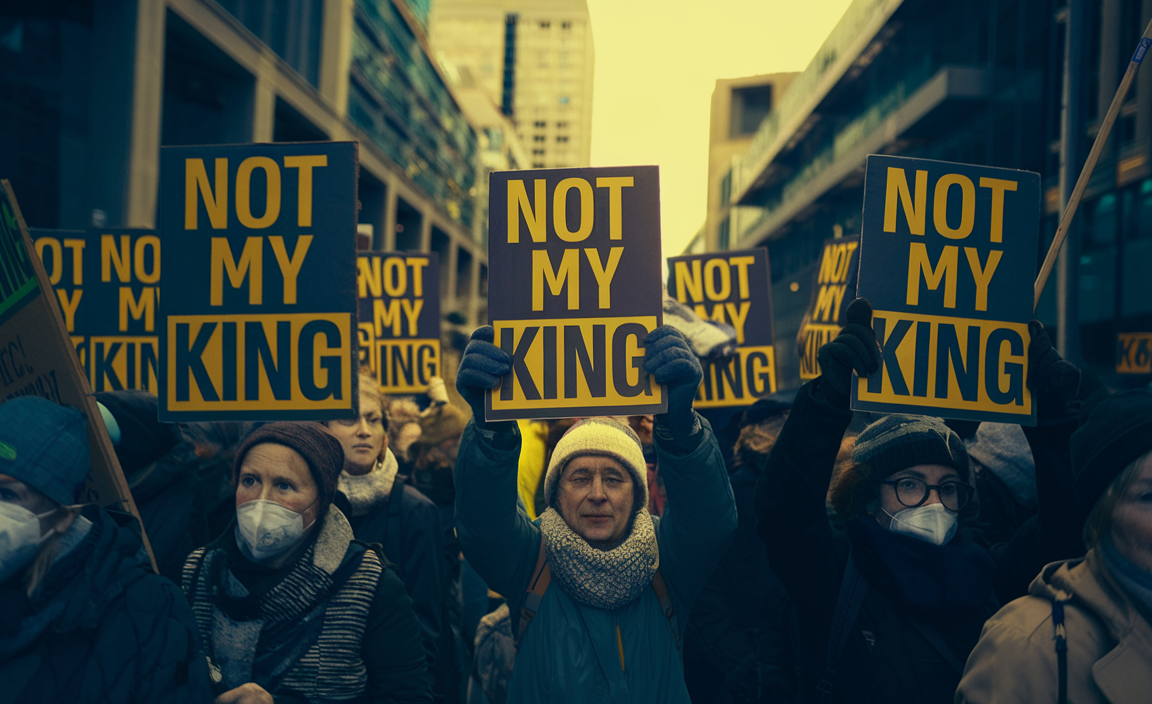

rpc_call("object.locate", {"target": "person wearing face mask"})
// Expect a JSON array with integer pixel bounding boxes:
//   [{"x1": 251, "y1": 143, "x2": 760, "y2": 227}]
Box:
[
  {"x1": 754, "y1": 299, "x2": 1084, "y2": 704},
  {"x1": 452, "y1": 325, "x2": 737, "y2": 703},
  {"x1": 0, "y1": 396, "x2": 210, "y2": 704},
  {"x1": 181, "y1": 421, "x2": 432, "y2": 704},
  {"x1": 326, "y1": 375, "x2": 448, "y2": 701},
  {"x1": 957, "y1": 390, "x2": 1152, "y2": 704}
]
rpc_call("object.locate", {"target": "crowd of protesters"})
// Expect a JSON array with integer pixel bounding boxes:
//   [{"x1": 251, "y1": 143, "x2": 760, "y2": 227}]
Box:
[{"x1": 1, "y1": 300, "x2": 1151, "y2": 703}]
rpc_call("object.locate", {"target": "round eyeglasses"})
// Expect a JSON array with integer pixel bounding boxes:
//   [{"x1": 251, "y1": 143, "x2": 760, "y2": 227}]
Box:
[{"x1": 879, "y1": 477, "x2": 973, "y2": 512}]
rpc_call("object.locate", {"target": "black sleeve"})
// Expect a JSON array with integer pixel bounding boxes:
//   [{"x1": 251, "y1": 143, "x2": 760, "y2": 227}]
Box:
[
  {"x1": 753, "y1": 379, "x2": 853, "y2": 650},
  {"x1": 399, "y1": 489, "x2": 445, "y2": 666},
  {"x1": 364, "y1": 563, "x2": 435, "y2": 704}
]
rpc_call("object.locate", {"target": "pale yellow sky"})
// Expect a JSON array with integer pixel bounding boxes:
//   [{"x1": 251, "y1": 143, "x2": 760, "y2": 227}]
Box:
[{"x1": 585, "y1": 0, "x2": 854, "y2": 256}]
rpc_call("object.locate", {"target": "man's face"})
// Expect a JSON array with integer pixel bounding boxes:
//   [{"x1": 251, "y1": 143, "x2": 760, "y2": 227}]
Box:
[{"x1": 556, "y1": 455, "x2": 635, "y2": 548}]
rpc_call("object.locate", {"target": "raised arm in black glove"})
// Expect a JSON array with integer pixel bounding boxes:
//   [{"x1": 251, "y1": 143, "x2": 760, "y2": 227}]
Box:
[
  {"x1": 643, "y1": 326, "x2": 704, "y2": 452},
  {"x1": 455, "y1": 326, "x2": 513, "y2": 431},
  {"x1": 815, "y1": 298, "x2": 881, "y2": 408},
  {"x1": 1027, "y1": 319, "x2": 1081, "y2": 422}
]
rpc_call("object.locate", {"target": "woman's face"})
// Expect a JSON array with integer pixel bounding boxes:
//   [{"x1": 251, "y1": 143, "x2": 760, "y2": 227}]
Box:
[
  {"x1": 235, "y1": 444, "x2": 320, "y2": 529},
  {"x1": 328, "y1": 392, "x2": 388, "y2": 476},
  {"x1": 1109, "y1": 453, "x2": 1152, "y2": 573},
  {"x1": 0, "y1": 474, "x2": 74, "y2": 537},
  {"x1": 873, "y1": 463, "x2": 961, "y2": 526}
]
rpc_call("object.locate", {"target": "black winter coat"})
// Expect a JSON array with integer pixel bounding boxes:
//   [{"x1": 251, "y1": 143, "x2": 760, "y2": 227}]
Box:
[
  {"x1": 752, "y1": 380, "x2": 1081, "y2": 704},
  {"x1": 129, "y1": 439, "x2": 206, "y2": 582},
  {"x1": 0, "y1": 507, "x2": 211, "y2": 704}
]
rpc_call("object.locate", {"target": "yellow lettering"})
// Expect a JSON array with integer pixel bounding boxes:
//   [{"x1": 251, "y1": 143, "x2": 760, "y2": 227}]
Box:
[
  {"x1": 133, "y1": 235, "x2": 160, "y2": 284},
  {"x1": 185, "y1": 158, "x2": 228, "y2": 229},
  {"x1": 933, "y1": 174, "x2": 975, "y2": 240},
  {"x1": 235, "y1": 156, "x2": 281, "y2": 229},
  {"x1": 906, "y1": 243, "x2": 958, "y2": 308},
  {"x1": 101, "y1": 235, "x2": 131, "y2": 283},
  {"x1": 884, "y1": 167, "x2": 927, "y2": 235},
  {"x1": 704, "y1": 258, "x2": 731, "y2": 301},
  {"x1": 728, "y1": 256, "x2": 756, "y2": 298},
  {"x1": 724, "y1": 301, "x2": 751, "y2": 344},
  {"x1": 269, "y1": 235, "x2": 311, "y2": 304},
  {"x1": 374, "y1": 298, "x2": 403, "y2": 336},
  {"x1": 964, "y1": 247, "x2": 1003, "y2": 312},
  {"x1": 35, "y1": 238, "x2": 62, "y2": 285},
  {"x1": 595, "y1": 176, "x2": 634, "y2": 240},
  {"x1": 532, "y1": 249, "x2": 579, "y2": 311},
  {"x1": 814, "y1": 284, "x2": 847, "y2": 323},
  {"x1": 979, "y1": 177, "x2": 1017, "y2": 244},
  {"x1": 674, "y1": 260, "x2": 702, "y2": 303},
  {"x1": 383, "y1": 257, "x2": 407, "y2": 297},
  {"x1": 553, "y1": 178, "x2": 594, "y2": 242},
  {"x1": 358, "y1": 257, "x2": 381, "y2": 298},
  {"x1": 407, "y1": 257, "x2": 427, "y2": 296},
  {"x1": 508, "y1": 179, "x2": 546, "y2": 243},
  {"x1": 56, "y1": 289, "x2": 82, "y2": 332},
  {"x1": 283, "y1": 155, "x2": 327, "y2": 227},
  {"x1": 64, "y1": 239, "x2": 85, "y2": 285},
  {"x1": 401, "y1": 299, "x2": 424, "y2": 336},
  {"x1": 584, "y1": 247, "x2": 623, "y2": 309},
  {"x1": 118, "y1": 287, "x2": 155, "y2": 332},
  {"x1": 210, "y1": 237, "x2": 263, "y2": 305}
]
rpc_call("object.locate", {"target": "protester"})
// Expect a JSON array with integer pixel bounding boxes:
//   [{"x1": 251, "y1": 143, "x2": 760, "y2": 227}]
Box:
[
  {"x1": 327, "y1": 375, "x2": 445, "y2": 678},
  {"x1": 453, "y1": 325, "x2": 737, "y2": 702},
  {"x1": 956, "y1": 390, "x2": 1152, "y2": 703},
  {"x1": 182, "y1": 421, "x2": 432, "y2": 703},
  {"x1": 96, "y1": 390, "x2": 206, "y2": 582},
  {"x1": 183, "y1": 419, "x2": 253, "y2": 541},
  {"x1": 966, "y1": 422, "x2": 1037, "y2": 548},
  {"x1": 388, "y1": 398, "x2": 425, "y2": 474},
  {"x1": 0, "y1": 396, "x2": 210, "y2": 703},
  {"x1": 626, "y1": 414, "x2": 664, "y2": 515},
  {"x1": 754, "y1": 299, "x2": 1084, "y2": 703}
]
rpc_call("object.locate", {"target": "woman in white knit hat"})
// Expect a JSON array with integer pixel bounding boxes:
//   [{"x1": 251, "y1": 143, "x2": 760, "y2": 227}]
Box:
[{"x1": 453, "y1": 325, "x2": 737, "y2": 703}]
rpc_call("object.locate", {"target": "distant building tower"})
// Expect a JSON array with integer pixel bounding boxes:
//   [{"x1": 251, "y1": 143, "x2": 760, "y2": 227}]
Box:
[{"x1": 430, "y1": 0, "x2": 595, "y2": 168}]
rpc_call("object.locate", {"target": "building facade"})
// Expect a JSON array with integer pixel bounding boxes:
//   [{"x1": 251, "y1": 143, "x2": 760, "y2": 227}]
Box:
[
  {"x1": 723, "y1": 0, "x2": 1152, "y2": 388},
  {"x1": 429, "y1": 0, "x2": 594, "y2": 168},
  {"x1": 0, "y1": 0, "x2": 489, "y2": 330}
]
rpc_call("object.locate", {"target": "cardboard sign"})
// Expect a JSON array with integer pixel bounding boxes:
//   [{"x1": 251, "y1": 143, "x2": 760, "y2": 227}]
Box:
[
  {"x1": 798, "y1": 236, "x2": 860, "y2": 380},
  {"x1": 357, "y1": 251, "x2": 440, "y2": 392},
  {"x1": 31, "y1": 228, "x2": 161, "y2": 393},
  {"x1": 486, "y1": 166, "x2": 666, "y2": 421},
  {"x1": 853, "y1": 155, "x2": 1040, "y2": 424},
  {"x1": 0, "y1": 182, "x2": 145, "y2": 524},
  {"x1": 1117, "y1": 332, "x2": 1152, "y2": 374},
  {"x1": 159, "y1": 142, "x2": 360, "y2": 421},
  {"x1": 666, "y1": 248, "x2": 776, "y2": 407}
]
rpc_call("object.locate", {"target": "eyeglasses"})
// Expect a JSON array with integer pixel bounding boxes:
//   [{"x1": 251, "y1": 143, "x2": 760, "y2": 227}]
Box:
[{"x1": 879, "y1": 477, "x2": 973, "y2": 512}]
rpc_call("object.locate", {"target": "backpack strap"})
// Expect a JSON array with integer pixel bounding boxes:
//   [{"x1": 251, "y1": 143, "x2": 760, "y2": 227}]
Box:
[
  {"x1": 513, "y1": 535, "x2": 552, "y2": 650},
  {"x1": 817, "y1": 550, "x2": 868, "y2": 701},
  {"x1": 1051, "y1": 598, "x2": 1068, "y2": 704},
  {"x1": 651, "y1": 571, "x2": 681, "y2": 653}
]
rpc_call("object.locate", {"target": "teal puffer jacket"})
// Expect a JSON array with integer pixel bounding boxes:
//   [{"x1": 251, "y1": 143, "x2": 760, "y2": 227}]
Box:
[{"x1": 454, "y1": 417, "x2": 738, "y2": 704}]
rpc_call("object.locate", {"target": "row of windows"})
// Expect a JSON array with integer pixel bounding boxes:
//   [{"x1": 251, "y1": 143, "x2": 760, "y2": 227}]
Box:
[
  {"x1": 532, "y1": 121, "x2": 571, "y2": 129},
  {"x1": 537, "y1": 21, "x2": 574, "y2": 30},
  {"x1": 531, "y1": 135, "x2": 571, "y2": 143}
]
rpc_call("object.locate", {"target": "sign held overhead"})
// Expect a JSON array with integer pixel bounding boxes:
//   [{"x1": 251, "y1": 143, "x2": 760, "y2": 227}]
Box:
[
  {"x1": 798, "y1": 235, "x2": 859, "y2": 381},
  {"x1": 357, "y1": 251, "x2": 440, "y2": 393}
]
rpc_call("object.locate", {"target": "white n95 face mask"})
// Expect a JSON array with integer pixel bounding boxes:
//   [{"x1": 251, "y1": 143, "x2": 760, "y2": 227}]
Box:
[
  {"x1": 884, "y1": 503, "x2": 958, "y2": 546},
  {"x1": 0, "y1": 502, "x2": 56, "y2": 583},
  {"x1": 236, "y1": 499, "x2": 306, "y2": 562}
]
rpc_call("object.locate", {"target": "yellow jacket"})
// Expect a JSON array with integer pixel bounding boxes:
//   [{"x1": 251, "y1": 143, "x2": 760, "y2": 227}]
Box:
[{"x1": 516, "y1": 420, "x2": 549, "y2": 520}]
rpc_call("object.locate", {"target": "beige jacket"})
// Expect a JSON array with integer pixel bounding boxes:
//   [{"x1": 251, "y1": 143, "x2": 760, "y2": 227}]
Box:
[{"x1": 956, "y1": 549, "x2": 1152, "y2": 704}]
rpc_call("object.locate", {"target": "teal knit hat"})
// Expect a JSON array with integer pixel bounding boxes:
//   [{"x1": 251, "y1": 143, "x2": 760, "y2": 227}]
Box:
[{"x1": 852, "y1": 414, "x2": 970, "y2": 482}]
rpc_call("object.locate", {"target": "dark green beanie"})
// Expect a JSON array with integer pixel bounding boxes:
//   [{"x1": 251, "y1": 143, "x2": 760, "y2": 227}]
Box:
[{"x1": 852, "y1": 414, "x2": 970, "y2": 481}]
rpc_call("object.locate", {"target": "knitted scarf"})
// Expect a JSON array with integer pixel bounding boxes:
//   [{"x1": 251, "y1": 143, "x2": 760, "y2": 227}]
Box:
[
  {"x1": 539, "y1": 507, "x2": 659, "y2": 610},
  {"x1": 337, "y1": 449, "x2": 399, "y2": 517}
]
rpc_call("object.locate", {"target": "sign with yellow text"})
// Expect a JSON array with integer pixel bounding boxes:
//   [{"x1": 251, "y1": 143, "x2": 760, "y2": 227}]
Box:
[
  {"x1": 853, "y1": 155, "x2": 1039, "y2": 424},
  {"x1": 1117, "y1": 332, "x2": 1152, "y2": 374},
  {"x1": 159, "y1": 142, "x2": 359, "y2": 420},
  {"x1": 31, "y1": 228, "x2": 161, "y2": 393},
  {"x1": 798, "y1": 235, "x2": 860, "y2": 380},
  {"x1": 667, "y1": 248, "x2": 775, "y2": 407},
  {"x1": 357, "y1": 251, "x2": 440, "y2": 392},
  {"x1": 486, "y1": 166, "x2": 666, "y2": 420}
]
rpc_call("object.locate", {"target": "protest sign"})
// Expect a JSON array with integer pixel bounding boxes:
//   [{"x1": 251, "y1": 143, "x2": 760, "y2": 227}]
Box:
[
  {"x1": 666, "y1": 248, "x2": 775, "y2": 407},
  {"x1": 1117, "y1": 332, "x2": 1152, "y2": 374},
  {"x1": 853, "y1": 155, "x2": 1040, "y2": 424},
  {"x1": 357, "y1": 251, "x2": 440, "y2": 392},
  {"x1": 486, "y1": 166, "x2": 666, "y2": 421},
  {"x1": 797, "y1": 236, "x2": 860, "y2": 380},
  {"x1": 0, "y1": 182, "x2": 146, "y2": 531},
  {"x1": 159, "y1": 142, "x2": 359, "y2": 421},
  {"x1": 31, "y1": 228, "x2": 161, "y2": 393}
]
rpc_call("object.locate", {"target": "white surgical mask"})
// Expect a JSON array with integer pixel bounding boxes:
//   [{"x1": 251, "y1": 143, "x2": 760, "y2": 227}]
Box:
[
  {"x1": 883, "y1": 503, "x2": 958, "y2": 546},
  {"x1": 0, "y1": 502, "x2": 56, "y2": 583},
  {"x1": 236, "y1": 499, "x2": 307, "y2": 562}
]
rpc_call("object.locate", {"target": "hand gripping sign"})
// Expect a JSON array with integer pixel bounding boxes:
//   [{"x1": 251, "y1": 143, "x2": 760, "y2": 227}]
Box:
[
  {"x1": 159, "y1": 142, "x2": 359, "y2": 421},
  {"x1": 666, "y1": 248, "x2": 776, "y2": 407},
  {"x1": 31, "y1": 228, "x2": 161, "y2": 393},
  {"x1": 486, "y1": 166, "x2": 666, "y2": 421},
  {"x1": 357, "y1": 251, "x2": 440, "y2": 393},
  {"x1": 853, "y1": 155, "x2": 1040, "y2": 425}
]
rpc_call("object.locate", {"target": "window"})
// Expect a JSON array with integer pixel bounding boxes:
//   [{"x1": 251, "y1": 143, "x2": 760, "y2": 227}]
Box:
[
  {"x1": 561, "y1": 21, "x2": 572, "y2": 29},
  {"x1": 730, "y1": 84, "x2": 774, "y2": 138},
  {"x1": 539, "y1": 21, "x2": 550, "y2": 29},
  {"x1": 556, "y1": 121, "x2": 569, "y2": 128},
  {"x1": 532, "y1": 148, "x2": 545, "y2": 155},
  {"x1": 556, "y1": 135, "x2": 569, "y2": 143},
  {"x1": 533, "y1": 135, "x2": 546, "y2": 142},
  {"x1": 533, "y1": 120, "x2": 547, "y2": 128}
]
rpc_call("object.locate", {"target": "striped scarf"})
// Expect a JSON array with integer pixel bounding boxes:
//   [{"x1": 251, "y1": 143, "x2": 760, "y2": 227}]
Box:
[{"x1": 539, "y1": 507, "x2": 659, "y2": 610}]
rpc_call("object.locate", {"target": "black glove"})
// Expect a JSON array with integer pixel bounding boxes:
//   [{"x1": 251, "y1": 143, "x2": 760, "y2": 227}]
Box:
[
  {"x1": 816, "y1": 298, "x2": 881, "y2": 406},
  {"x1": 643, "y1": 326, "x2": 703, "y2": 441},
  {"x1": 455, "y1": 326, "x2": 512, "y2": 428},
  {"x1": 1027, "y1": 320, "x2": 1080, "y2": 420}
]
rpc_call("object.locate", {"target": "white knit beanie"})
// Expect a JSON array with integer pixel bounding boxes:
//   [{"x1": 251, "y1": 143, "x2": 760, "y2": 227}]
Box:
[{"x1": 543, "y1": 417, "x2": 649, "y2": 514}]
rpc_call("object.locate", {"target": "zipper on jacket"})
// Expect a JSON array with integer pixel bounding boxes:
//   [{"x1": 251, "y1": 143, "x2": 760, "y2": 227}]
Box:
[{"x1": 861, "y1": 630, "x2": 877, "y2": 654}]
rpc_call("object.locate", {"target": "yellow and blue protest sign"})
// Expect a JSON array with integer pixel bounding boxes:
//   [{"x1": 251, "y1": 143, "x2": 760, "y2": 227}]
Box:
[
  {"x1": 853, "y1": 155, "x2": 1040, "y2": 425},
  {"x1": 486, "y1": 166, "x2": 666, "y2": 421},
  {"x1": 666, "y1": 248, "x2": 775, "y2": 407},
  {"x1": 1117, "y1": 332, "x2": 1152, "y2": 374},
  {"x1": 798, "y1": 235, "x2": 859, "y2": 381},
  {"x1": 357, "y1": 251, "x2": 440, "y2": 393},
  {"x1": 158, "y1": 142, "x2": 359, "y2": 421},
  {"x1": 31, "y1": 228, "x2": 161, "y2": 393}
]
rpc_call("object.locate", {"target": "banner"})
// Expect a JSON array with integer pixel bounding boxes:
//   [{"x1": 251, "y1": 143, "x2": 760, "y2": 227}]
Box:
[
  {"x1": 486, "y1": 166, "x2": 666, "y2": 421},
  {"x1": 357, "y1": 251, "x2": 440, "y2": 392},
  {"x1": 0, "y1": 182, "x2": 146, "y2": 538},
  {"x1": 1117, "y1": 332, "x2": 1152, "y2": 374},
  {"x1": 797, "y1": 235, "x2": 859, "y2": 380},
  {"x1": 159, "y1": 142, "x2": 359, "y2": 421},
  {"x1": 31, "y1": 228, "x2": 161, "y2": 393},
  {"x1": 666, "y1": 248, "x2": 775, "y2": 407},
  {"x1": 853, "y1": 155, "x2": 1040, "y2": 424}
]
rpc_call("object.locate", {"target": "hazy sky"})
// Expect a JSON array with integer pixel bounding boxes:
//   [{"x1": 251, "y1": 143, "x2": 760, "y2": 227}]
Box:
[{"x1": 585, "y1": 0, "x2": 854, "y2": 256}]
